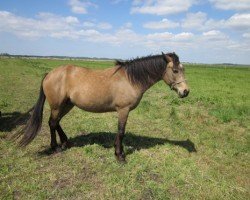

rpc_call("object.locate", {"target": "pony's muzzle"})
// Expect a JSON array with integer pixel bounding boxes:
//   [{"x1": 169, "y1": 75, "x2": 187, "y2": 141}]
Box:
[{"x1": 179, "y1": 89, "x2": 189, "y2": 98}]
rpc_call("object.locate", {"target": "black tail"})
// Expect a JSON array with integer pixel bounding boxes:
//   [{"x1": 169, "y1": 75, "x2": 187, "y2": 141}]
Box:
[{"x1": 12, "y1": 74, "x2": 47, "y2": 147}]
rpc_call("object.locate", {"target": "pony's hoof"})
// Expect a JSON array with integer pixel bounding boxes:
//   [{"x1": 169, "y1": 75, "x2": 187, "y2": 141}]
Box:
[
  {"x1": 115, "y1": 153, "x2": 126, "y2": 163},
  {"x1": 51, "y1": 146, "x2": 62, "y2": 154},
  {"x1": 61, "y1": 141, "x2": 71, "y2": 150}
]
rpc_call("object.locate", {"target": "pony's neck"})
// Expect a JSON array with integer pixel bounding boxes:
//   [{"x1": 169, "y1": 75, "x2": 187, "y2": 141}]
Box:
[{"x1": 138, "y1": 78, "x2": 162, "y2": 93}]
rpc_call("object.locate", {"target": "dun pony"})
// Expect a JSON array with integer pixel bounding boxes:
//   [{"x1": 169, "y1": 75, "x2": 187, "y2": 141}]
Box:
[{"x1": 13, "y1": 52, "x2": 189, "y2": 162}]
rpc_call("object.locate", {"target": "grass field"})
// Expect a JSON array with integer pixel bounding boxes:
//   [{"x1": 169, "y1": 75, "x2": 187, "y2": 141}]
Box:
[{"x1": 0, "y1": 57, "x2": 249, "y2": 199}]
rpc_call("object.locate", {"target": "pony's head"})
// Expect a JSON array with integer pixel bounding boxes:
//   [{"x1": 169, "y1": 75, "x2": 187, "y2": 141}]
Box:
[{"x1": 162, "y1": 52, "x2": 189, "y2": 98}]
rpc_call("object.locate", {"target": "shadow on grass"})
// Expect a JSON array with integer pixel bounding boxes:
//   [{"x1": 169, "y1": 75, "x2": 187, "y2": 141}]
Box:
[
  {"x1": 39, "y1": 132, "x2": 196, "y2": 156},
  {"x1": 0, "y1": 111, "x2": 31, "y2": 133}
]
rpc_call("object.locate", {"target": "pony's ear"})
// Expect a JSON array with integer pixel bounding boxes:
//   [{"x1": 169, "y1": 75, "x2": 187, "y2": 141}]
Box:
[
  {"x1": 162, "y1": 52, "x2": 167, "y2": 62},
  {"x1": 161, "y1": 52, "x2": 165, "y2": 58},
  {"x1": 162, "y1": 52, "x2": 172, "y2": 63}
]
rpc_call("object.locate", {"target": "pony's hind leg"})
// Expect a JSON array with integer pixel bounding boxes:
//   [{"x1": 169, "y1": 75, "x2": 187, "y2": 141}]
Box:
[
  {"x1": 48, "y1": 101, "x2": 74, "y2": 152},
  {"x1": 56, "y1": 124, "x2": 68, "y2": 149},
  {"x1": 56, "y1": 102, "x2": 74, "y2": 149},
  {"x1": 48, "y1": 109, "x2": 60, "y2": 151},
  {"x1": 48, "y1": 109, "x2": 68, "y2": 152}
]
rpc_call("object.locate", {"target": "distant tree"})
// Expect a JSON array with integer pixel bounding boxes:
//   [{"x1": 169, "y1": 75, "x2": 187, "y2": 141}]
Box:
[{"x1": 0, "y1": 53, "x2": 10, "y2": 57}]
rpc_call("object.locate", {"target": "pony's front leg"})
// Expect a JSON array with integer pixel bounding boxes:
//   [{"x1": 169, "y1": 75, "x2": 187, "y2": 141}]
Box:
[{"x1": 115, "y1": 108, "x2": 129, "y2": 162}]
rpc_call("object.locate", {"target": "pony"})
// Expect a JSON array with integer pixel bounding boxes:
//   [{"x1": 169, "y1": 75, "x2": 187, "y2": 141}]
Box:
[{"x1": 14, "y1": 52, "x2": 189, "y2": 161}]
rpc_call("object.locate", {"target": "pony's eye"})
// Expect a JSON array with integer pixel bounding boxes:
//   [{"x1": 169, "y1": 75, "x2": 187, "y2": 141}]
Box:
[{"x1": 173, "y1": 69, "x2": 179, "y2": 73}]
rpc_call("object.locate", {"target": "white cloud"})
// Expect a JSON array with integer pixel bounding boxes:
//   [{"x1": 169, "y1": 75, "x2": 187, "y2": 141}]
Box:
[
  {"x1": 0, "y1": 10, "x2": 240, "y2": 51},
  {"x1": 82, "y1": 21, "x2": 112, "y2": 30},
  {"x1": 0, "y1": 11, "x2": 81, "y2": 39},
  {"x1": 115, "y1": 28, "x2": 142, "y2": 43},
  {"x1": 202, "y1": 30, "x2": 228, "y2": 41},
  {"x1": 131, "y1": 0, "x2": 195, "y2": 15},
  {"x1": 97, "y1": 22, "x2": 113, "y2": 30},
  {"x1": 174, "y1": 32, "x2": 194, "y2": 41},
  {"x1": 69, "y1": 0, "x2": 97, "y2": 14},
  {"x1": 0, "y1": 11, "x2": 135, "y2": 45},
  {"x1": 181, "y1": 12, "x2": 207, "y2": 29},
  {"x1": 122, "y1": 22, "x2": 133, "y2": 29},
  {"x1": 145, "y1": 31, "x2": 194, "y2": 43},
  {"x1": 65, "y1": 16, "x2": 79, "y2": 24},
  {"x1": 146, "y1": 32, "x2": 173, "y2": 40},
  {"x1": 0, "y1": 11, "x2": 112, "y2": 40},
  {"x1": 181, "y1": 12, "x2": 225, "y2": 31},
  {"x1": 203, "y1": 18, "x2": 226, "y2": 30},
  {"x1": 181, "y1": 12, "x2": 250, "y2": 32},
  {"x1": 143, "y1": 19, "x2": 179, "y2": 29},
  {"x1": 225, "y1": 13, "x2": 250, "y2": 31},
  {"x1": 82, "y1": 21, "x2": 95, "y2": 27},
  {"x1": 50, "y1": 31, "x2": 78, "y2": 39},
  {"x1": 243, "y1": 33, "x2": 250, "y2": 38},
  {"x1": 210, "y1": 0, "x2": 250, "y2": 11}
]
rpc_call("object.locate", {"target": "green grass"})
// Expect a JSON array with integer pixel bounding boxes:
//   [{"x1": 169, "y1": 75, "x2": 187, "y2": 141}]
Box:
[{"x1": 0, "y1": 58, "x2": 249, "y2": 199}]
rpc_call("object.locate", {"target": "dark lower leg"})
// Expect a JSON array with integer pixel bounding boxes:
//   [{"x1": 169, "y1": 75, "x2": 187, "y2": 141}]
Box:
[
  {"x1": 56, "y1": 124, "x2": 70, "y2": 148},
  {"x1": 115, "y1": 109, "x2": 129, "y2": 161},
  {"x1": 49, "y1": 117, "x2": 58, "y2": 150},
  {"x1": 57, "y1": 125, "x2": 68, "y2": 143},
  {"x1": 115, "y1": 124, "x2": 125, "y2": 159},
  {"x1": 49, "y1": 126, "x2": 58, "y2": 150}
]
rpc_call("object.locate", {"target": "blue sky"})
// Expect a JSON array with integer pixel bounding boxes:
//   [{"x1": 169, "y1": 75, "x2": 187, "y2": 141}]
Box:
[{"x1": 0, "y1": 0, "x2": 250, "y2": 64}]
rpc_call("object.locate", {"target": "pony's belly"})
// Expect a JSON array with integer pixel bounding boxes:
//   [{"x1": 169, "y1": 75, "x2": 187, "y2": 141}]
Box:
[
  {"x1": 76, "y1": 102, "x2": 116, "y2": 113},
  {"x1": 70, "y1": 91, "x2": 116, "y2": 113}
]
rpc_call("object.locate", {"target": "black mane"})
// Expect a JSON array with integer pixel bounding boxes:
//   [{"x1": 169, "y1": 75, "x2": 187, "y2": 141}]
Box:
[{"x1": 115, "y1": 53, "x2": 179, "y2": 86}]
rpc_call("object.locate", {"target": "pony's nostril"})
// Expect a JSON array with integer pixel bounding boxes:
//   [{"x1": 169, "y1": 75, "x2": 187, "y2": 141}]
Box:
[{"x1": 184, "y1": 89, "x2": 189, "y2": 96}]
